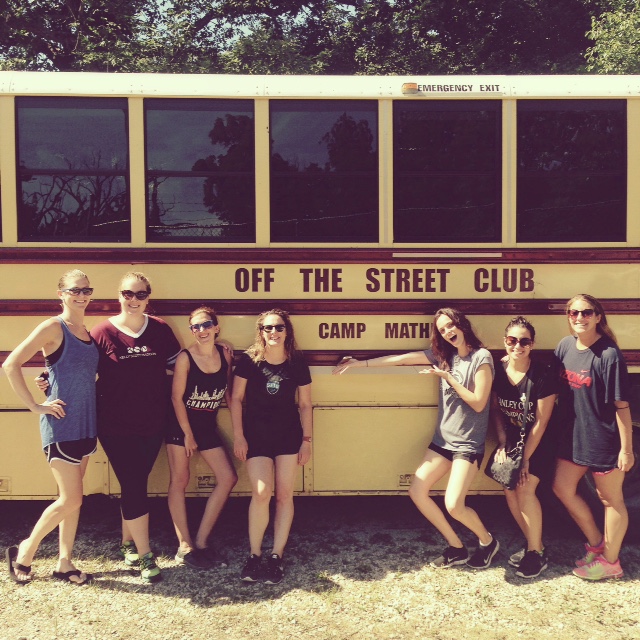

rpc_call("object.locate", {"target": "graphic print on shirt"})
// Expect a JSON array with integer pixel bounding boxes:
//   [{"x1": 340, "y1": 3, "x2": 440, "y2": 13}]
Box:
[
  {"x1": 497, "y1": 391, "x2": 535, "y2": 427},
  {"x1": 121, "y1": 344, "x2": 156, "y2": 359},
  {"x1": 561, "y1": 367, "x2": 592, "y2": 389},
  {"x1": 262, "y1": 363, "x2": 288, "y2": 395},
  {"x1": 186, "y1": 385, "x2": 225, "y2": 411},
  {"x1": 443, "y1": 369, "x2": 463, "y2": 400}
]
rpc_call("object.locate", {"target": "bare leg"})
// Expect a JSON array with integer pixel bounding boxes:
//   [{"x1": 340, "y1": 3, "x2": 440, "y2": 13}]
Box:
[
  {"x1": 444, "y1": 458, "x2": 491, "y2": 544},
  {"x1": 504, "y1": 488, "x2": 529, "y2": 539},
  {"x1": 166, "y1": 444, "x2": 193, "y2": 551},
  {"x1": 271, "y1": 454, "x2": 299, "y2": 557},
  {"x1": 124, "y1": 514, "x2": 151, "y2": 557},
  {"x1": 553, "y1": 459, "x2": 602, "y2": 546},
  {"x1": 246, "y1": 457, "x2": 274, "y2": 556},
  {"x1": 514, "y1": 475, "x2": 543, "y2": 551},
  {"x1": 194, "y1": 448, "x2": 238, "y2": 549},
  {"x1": 408, "y1": 449, "x2": 461, "y2": 547},
  {"x1": 594, "y1": 470, "x2": 627, "y2": 563},
  {"x1": 13, "y1": 458, "x2": 85, "y2": 582}
]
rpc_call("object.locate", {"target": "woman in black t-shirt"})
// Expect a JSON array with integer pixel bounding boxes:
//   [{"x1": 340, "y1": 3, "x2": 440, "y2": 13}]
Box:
[
  {"x1": 230, "y1": 309, "x2": 312, "y2": 584},
  {"x1": 553, "y1": 294, "x2": 633, "y2": 581},
  {"x1": 491, "y1": 316, "x2": 558, "y2": 579},
  {"x1": 166, "y1": 306, "x2": 237, "y2": 570}
]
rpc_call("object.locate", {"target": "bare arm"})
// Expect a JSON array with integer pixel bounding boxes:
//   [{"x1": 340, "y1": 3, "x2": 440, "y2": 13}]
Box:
[
  {"x1": 297, "y1": 383, "x2": 313, "y2": 466},
  {"x1": 2, "y1": 319, "x2": 66, "y2": 418},
  {"x1": 333, "y1": 350, "x2": 432, "y2": 374},
  {"x1": 428, "y1": 363, "x2": 493, "y2": 413},
  {"x1": 490, "y1": 393, "x2": 508, "y2": 448},
  {"x1": 614, "y1": 400, "x2": 634, "y2": 472},
  {"x1": 523, "y1": 394, "x2": 556, "y2": 462},
  {"x1": 170, "y1": 351, "x2": 197, "y2": 457},
  {"x1": 230, "y1": 376, "x2": 248, "y2": 461}
]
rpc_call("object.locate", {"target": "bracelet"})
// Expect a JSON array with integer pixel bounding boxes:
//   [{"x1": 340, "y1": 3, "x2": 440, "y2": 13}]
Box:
[
  {"x1": 615, "y1": 404, "x2": 630, "y2": 410},
  {"x1": 621, "y1": 451, "x2": 633, "y2": 455},
  {"x1": 302, "y1": 436, "x2": 312, "y2": 443}
]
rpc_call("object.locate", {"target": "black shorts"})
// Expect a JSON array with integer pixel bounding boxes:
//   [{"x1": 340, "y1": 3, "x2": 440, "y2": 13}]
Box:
[
  {"x1": 44, "y1": 437, "x2": 97, "y2": 465},
  {"x1": 429, "y1": 442, "x2": 484, "y2": 468},
  {"x1": 165, "y1": 422, "x2": 225, "y2": 452},
  {"x1": 246, "y1": 426, "x2": 302, "y2": 460}
]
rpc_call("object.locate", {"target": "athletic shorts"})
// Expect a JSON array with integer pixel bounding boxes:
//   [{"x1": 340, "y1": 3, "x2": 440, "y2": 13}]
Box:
[
  {"x1": 428, "y1": 442, "x2": 484, "y2": 468},
  {"x1": 246, "y1": 426, "x2": 302, "y2": 460},
  {"x1": 556, "y1": 456, "x2": 617, "y2": 475},
  {"x1": 44, "y1": 437, "x2": 97, "y2": 465},
  {"x1": 165, "y1": 421, "x2": 224, "y2": 452}
]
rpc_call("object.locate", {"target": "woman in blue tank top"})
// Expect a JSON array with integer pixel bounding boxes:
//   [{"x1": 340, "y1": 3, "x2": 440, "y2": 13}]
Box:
[
  {"x1": 3, "y1": 270, "x2": 98, "y2": 585},
  {"x1": 166, "y1": 306, "x2": 237, "y2": 569}
]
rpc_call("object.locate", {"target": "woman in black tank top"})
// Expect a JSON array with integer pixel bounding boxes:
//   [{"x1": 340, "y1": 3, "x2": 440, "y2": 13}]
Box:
[{"x1": 166, "y1": 306, "x2": 237, "y2": 569}]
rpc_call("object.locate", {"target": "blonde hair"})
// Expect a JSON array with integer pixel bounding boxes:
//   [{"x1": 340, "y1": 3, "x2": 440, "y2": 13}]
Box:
[
  {"x1": 565, "y1": 294, "x2": 617, "y2": 344},
  {"x1": 119, "y1": 271, "x2": 151, "y2": 294},
  {"x1": 246, "y1": 308, "x2": 299, "y2": 363},
  {"x1": 58, "y1": 269, "x2": 89, "y2": 290}
]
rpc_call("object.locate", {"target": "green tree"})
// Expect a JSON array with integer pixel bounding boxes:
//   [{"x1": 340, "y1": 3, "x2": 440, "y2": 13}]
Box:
[{"x1": 586, "y1": 1, "x2": 640, "y2": 73}]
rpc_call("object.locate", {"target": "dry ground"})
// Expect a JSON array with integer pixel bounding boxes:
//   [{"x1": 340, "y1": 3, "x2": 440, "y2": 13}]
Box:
[{"x1": 1, "y1": 495, "x2": 639, "y2": 640}]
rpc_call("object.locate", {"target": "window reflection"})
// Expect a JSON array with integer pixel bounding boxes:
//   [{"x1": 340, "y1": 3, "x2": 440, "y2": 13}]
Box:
[
  {"x1": 393, "y1": 101, "x2": 501, "y2": 243},
  {"x1": 270, "y1": 101, "x2": 378, "y2": 242},
  {"x1": 145, "y1": 99, "x2": 255, "y2": 242},
  {"x1": 517, "y1": 100, "x2": 626, "y2": 242},
  {"x1": 16, "y1": 97, "x2": 129, "y2": 242}
]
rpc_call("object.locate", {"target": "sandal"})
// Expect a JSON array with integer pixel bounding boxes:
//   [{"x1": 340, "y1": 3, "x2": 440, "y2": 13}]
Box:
[
  {"x1": 6, "y1": 545, "x2": 33, "y2": 585},
  {"x1": 52, "y1": 569, "x2": 94, "y2": 585}
]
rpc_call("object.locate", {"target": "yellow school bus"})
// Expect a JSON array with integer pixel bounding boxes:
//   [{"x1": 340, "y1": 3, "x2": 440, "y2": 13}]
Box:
[{"x1": 0, "y1": 73, "x2": 638, "y2": 516}]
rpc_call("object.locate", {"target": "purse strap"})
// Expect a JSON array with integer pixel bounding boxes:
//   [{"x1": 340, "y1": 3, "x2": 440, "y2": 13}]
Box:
[{"x1": 512, "y1": 375, "x2": 533, "y2": 455}]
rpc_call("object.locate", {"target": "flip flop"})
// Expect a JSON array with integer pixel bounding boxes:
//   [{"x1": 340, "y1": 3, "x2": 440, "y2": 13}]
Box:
[
  {"x1": 6, "y1": 545, "x2": 32, "y2": 585},
  {"x1": 52, "y1": 569, "x2": 94, "y2": 585}
]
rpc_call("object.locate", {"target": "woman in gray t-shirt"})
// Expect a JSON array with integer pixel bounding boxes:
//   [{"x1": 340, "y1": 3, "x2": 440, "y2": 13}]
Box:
[{"x1": 333, "y1": 307, "x2": 497, "y2": 571}]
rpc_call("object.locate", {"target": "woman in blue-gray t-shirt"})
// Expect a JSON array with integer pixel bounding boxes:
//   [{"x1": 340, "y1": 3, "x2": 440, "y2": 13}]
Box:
[
  {"x1": 333, "y1": 307, "x2": 497, "y2": 571},
  {"x1": 553, "y1": 294, "x2": 633, "y2": 581},
  {"x1": 3, "y1": 270, "x2": 98, "y2": 585}
]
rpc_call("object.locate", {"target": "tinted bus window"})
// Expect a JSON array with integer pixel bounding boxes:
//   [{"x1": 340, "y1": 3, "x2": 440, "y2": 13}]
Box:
[
  {"x1": 517, "y1": 100, "x2": 626, "y2": 242},
  {"x1": 393, "y1": 101, "x2": 501, "y2": 243},
  {"x1": 270, "y1": 100, "x2": 378, "y2": 243},
  {"x1": 145, "y1": 99, "x2": 255, "y2": 242},
  {"x1": 16, "y1": 97, "x2": 129, "y2": 242}
]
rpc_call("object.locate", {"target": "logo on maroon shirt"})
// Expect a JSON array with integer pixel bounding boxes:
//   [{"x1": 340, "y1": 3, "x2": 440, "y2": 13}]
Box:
[{"x1": 562, "y1": 368, "x2": 592, "y2": 389}]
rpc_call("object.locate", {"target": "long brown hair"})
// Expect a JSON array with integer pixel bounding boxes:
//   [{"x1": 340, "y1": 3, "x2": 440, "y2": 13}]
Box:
[
  {"x1": 565, "y1": 294, "x2": 617, "y2": 344},
  {"x1": 430, "y1": 307, "x2": 484, "y2": 369},
  {"x1": 247, "y1": 308, "x2": 299, "y2": 363}
]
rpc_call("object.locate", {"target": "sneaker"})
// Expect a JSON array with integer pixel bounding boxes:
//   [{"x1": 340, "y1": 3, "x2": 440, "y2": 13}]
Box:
[
  {"x1": 573, "y1": 556, "x2": 623, "y2": 581},
  {"x1": 264, "y1": 553, "x2": 284, "y2": 585},
  {"x1": 240, "y1": 554, "x2": 262, "y2": 582},
  {"x1": 139, "y1": 551, "x2": 162, "y2": 583},
  {"x1": 119, "y1": 541, "x2": 139, "y2": 567},
  {"x1": 515, "y1": 550, "x2": 548, "y2": 579},
  {"x1": 197, "y1": 546, "x2": 228, "y2": 568},
  {"x1": 575, "y1": 539, "x2": 605, "y2": 568},
  {"x1": 175, "y1": 548, "x2": 210, "y2": 570},
  {"x1": 508, "y1": 547, "x2": 526, "y2": 568},
  {"x1": 466, "y1": 535, "x2": 500, "y2": 570},
  {"x1": 430, "y1": 545, "x2": 469, "y2": 569}
]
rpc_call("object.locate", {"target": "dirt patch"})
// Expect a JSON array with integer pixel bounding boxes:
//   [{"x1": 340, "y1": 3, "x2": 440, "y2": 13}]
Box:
[{"x1": 1, "y1": 495, "x2": 638, "y2": 640}]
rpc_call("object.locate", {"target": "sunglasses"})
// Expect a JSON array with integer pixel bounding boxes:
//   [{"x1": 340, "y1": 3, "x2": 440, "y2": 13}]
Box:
[
  {"x1": 61, "y1": 287, "x2": 94, "y2": 296},
  {"x1": 190, "y1": 320, "x2": 215, "y2": 333},
  {"x1": 567, "y1": 309, "x2": 595, "y2": 319},
  {"x1": 261, "y1": 324, "x2": 286, "y2": 333},
  {"x1": 505, "y1": 336, "x2": 533, "y2": 348},
  {"x1": 120, "y1": 290, "x2": 150, "y2": 301}
]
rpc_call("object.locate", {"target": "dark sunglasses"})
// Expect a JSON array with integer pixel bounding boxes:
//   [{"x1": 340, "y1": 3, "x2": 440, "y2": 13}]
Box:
[
  {"x1": 567, "y1": 309, "x2": 595, "y2": 319},
  {"x1": 261, "y1": 324, "x2": 286, "y2": 333},
  {"x1": 505, "y1": 336, "x2": 533, "y2": 348},
  {"x1": 190, "y1": 320, "x2": 215, "y2": 333},
  {"x1": 120, "y1": 290, "x2": 150, "y2": 301},
  {"x1": 61, "y1": 287, "x2": 94, "y2": 296}
]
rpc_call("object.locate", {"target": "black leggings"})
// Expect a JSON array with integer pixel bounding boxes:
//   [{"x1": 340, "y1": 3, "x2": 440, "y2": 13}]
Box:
[{"x1": 99, "y1": 433, "x2": 162, "y2": 521}]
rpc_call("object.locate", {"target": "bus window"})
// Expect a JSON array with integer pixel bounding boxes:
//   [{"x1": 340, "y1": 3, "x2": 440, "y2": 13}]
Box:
[
  {"x1": 517, "y1": 99, "x2": 626, "y2": 243},
  {"x1": 270, "y1": 100, "x2": 378, "y2": 243},
  {"x1": 393, "y1": 100, "x2": 501, "y2": 243},
  {"x1": 145, "y1": 98, "x2": 255, "y2": 242},
  {"x1": 16, "y1": 97, "x2": 129, "y2": 242}
]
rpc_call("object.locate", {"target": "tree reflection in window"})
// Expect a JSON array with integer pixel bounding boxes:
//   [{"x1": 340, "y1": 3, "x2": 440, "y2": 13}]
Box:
[
  {"x1": 270, "y1": 100, "x2": 378, "y2": 243},
  {"x1": 145, "y1": 99, "x2": 255, "y2": 242},
  {"x1": 17, "y1": 98, "x2": 130, "y2": 242}
]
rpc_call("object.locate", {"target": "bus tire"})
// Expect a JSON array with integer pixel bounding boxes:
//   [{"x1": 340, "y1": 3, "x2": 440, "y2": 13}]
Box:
[{"x1": 579, "y1": 428, "x2": 640, "y2": 541}]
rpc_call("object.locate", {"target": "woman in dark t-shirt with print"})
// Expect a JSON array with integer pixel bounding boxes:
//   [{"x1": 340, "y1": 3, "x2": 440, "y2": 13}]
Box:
[
  {"x1": 230, "y1": 309, "x2": 312, "y2": 585},
  {"x1": 553, "y1": 294, "x2": 633, "y2": 581}
]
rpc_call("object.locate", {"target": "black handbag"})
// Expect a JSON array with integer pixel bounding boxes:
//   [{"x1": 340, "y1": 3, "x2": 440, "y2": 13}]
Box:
[{"x1": 485, "y1": 377, "x2": 532, "y2": 490}]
